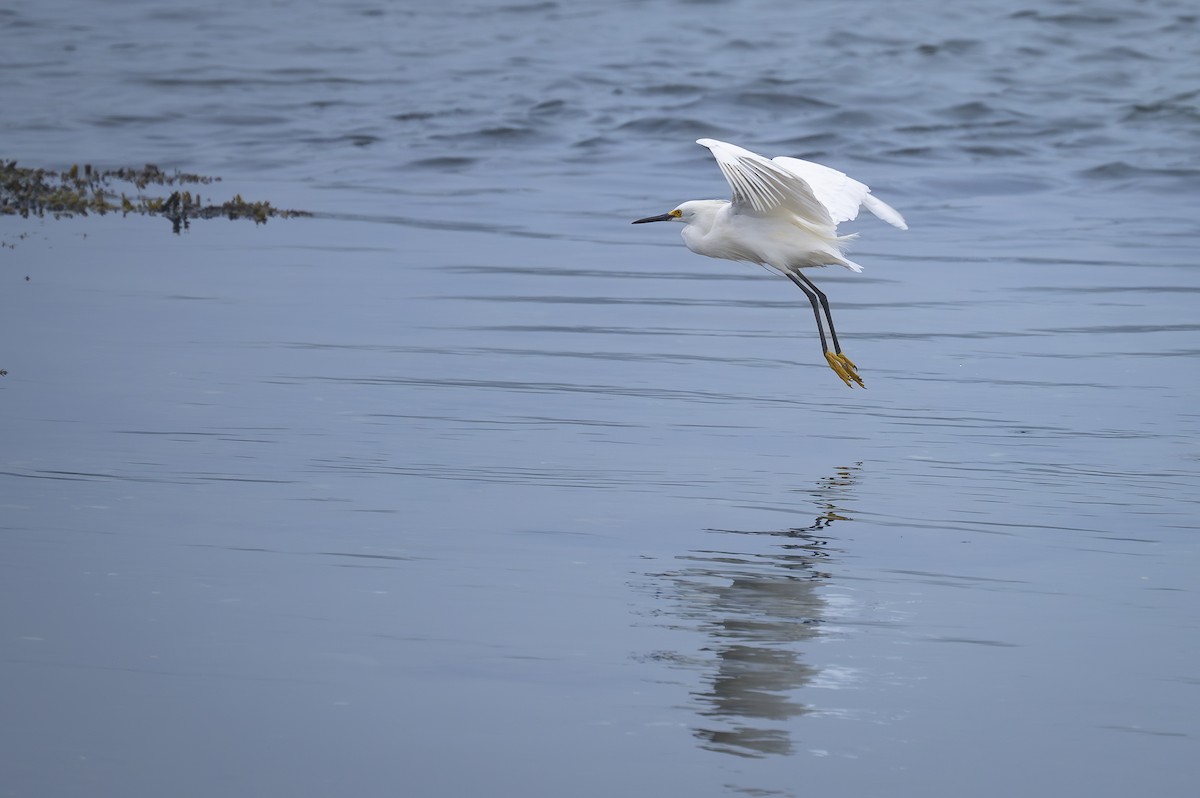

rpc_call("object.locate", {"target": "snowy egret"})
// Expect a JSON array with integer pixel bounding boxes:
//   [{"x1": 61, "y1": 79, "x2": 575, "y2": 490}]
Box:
[{"x1": 633, "y1": 138, "x2": 907, "y2": 388}]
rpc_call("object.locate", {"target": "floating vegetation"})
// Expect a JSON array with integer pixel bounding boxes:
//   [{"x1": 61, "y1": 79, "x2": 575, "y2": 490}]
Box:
[{"x1": 1, "y1": 161, "x2": 311, "y2": 234}]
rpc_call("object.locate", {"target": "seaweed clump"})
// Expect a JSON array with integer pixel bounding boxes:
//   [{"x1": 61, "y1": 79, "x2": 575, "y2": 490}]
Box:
[{"x1": 1, "y1": 161, "x2": 311, "y2": 234}]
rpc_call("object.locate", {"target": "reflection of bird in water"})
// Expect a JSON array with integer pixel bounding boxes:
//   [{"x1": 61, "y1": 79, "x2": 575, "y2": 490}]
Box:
[
  {"x1": 795, "y1": 461, "x2": 859, "y2": 529},
  {"x1": 642, "y1": 464, "x2": 862, "y2": 759}
]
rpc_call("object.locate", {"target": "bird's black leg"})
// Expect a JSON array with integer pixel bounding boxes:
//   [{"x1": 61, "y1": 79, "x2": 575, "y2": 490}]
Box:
[
  {"x1": 786, "y1": 270, "x2": 864, "y2": 388},
  {"x1": 784, "y1": 271, "x2": 829, "y2": 353},
  {"x1": 793, "y1": 271, "x2": 843, "y2": 354}
]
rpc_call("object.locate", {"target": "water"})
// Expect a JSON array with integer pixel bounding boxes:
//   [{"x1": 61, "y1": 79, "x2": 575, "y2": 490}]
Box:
[{"x1": 2, "y1": 0, "x2": 1199, "y2": 796}]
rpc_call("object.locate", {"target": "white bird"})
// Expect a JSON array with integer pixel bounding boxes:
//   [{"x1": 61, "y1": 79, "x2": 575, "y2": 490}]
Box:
[{"x1": 633, "y1": 138, "x2": 907, "y2": 388}]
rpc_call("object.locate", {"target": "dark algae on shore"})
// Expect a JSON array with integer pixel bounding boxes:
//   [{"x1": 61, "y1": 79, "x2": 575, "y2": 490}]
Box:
[{"x1": 1, "y1": 161, "x2": 311, "y2": 234}]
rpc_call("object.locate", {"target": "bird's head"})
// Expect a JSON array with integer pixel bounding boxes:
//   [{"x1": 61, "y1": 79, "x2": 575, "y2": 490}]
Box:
[{"x1": 632, "y1": 200, "x2": 713, "y2": 225}]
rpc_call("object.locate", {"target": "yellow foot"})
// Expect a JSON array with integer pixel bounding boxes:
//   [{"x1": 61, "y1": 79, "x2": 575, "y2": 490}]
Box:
[{"x1": 825, "y1": 351, "x2": 865, "y2": 388}]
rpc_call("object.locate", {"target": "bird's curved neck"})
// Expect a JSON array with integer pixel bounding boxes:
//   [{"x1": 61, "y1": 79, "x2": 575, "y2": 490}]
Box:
[{"x1": 685, "y1": 200, "x2": 728, "y2": 233}]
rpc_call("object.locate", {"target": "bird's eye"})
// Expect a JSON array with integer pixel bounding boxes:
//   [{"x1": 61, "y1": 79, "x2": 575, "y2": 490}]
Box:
[{"x1": 669, "y1": 209, "x2": 682, "y2": 218}]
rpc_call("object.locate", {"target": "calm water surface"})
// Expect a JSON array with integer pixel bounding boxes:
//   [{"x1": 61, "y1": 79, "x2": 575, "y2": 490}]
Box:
[{"x1": 2, "y1": 1, "x2": 1198, "y2": 796}]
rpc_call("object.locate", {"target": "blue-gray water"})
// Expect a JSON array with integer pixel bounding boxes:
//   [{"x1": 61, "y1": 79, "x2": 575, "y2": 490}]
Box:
[{"x1": 2, "y1": 1, "x2": 1198, "y2": 796}]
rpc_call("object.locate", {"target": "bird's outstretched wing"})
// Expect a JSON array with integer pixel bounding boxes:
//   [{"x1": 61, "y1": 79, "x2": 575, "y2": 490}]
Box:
[
  {"x1": 697, "y1": 138, "x2": 908, "y2": 231},
  {"x1": 772, "y1": 155, "x2": 908, "y2": 230},
  {"x1": 697, "y1": 138, "x2": 834, "y2": 225}
]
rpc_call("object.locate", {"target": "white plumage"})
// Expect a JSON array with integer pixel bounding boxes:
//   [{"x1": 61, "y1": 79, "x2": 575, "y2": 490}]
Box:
[{"x1": 632, "y1": 138, "x2": 907, "y2": 387}]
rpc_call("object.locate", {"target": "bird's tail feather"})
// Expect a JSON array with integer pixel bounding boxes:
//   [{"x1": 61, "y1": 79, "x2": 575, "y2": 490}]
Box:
[{"x1": 837, "y1": 232, "x2": 864, "y2": 272}]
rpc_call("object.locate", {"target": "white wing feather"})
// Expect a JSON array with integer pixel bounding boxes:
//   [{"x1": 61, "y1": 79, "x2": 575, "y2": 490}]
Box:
[
  {"x1": 774, "y1": 155, "x2": 908, "y2": 230},
  {"x1": 697, "y1": 138, "x2": 834, "y2": 226},
  {"x1": 697, "y1": 139, "x2": 908, "y2": 231},
  {"x1": 860, "y1": 193, "x2": 908, "y2": 230},
  {"x1": 770, "y1": 156, "x2": 867, "y2": 224}
]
